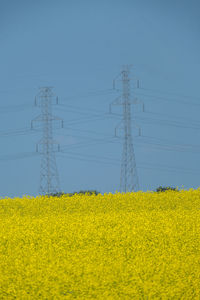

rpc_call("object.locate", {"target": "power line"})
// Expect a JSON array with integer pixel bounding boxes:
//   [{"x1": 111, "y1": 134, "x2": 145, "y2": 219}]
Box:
[
  {"x1": 60, "y1": 136, "x2": 121, "y2": 152},
  {"x1": 62, "y1": 126, "x2": 113, "y2": 138},
  {"x1": 135, "y1": 139, "x2": 200, "y2": 154},
  {"x1": 63, "y1": 115, "x2": 110, "y2": 127},
  {"x1": 138, "y1": 162, "x2": 200, "y2": 175},
  {"x1": 137, "y1": 110, "x2": 200, "y2": 128},
  {"x1": 0, "y1": 103, "x2": 33, "y2": 113},
  {"x1": 134, "y1": 90, "x2": 200, "y2": 107},
  {"x1": 59, "y1": 128, "x2": 200, "y2": 154},
  {"x1": 109, "y1": 112, "x2": 200, "y2": 130},
  {"x1": 0, "y1": 127, "x2": 41, "y2": 138},
  {"x1": 63, "y1": 103, "x2": 200, "y2": 131},
  {"x1": 133, "y1": 114, "x2": 200, "y2": 130},
  {"x1": 61, "y1": 88, "x2": 117, "y2": 102},
  {"x1": 137, "y1": 135, "x2": 200, "y2": 150},
  {"x1": 138, "y1": 87, "x2": 200, "y2": 101},
  {"x1": 57, "y1": 94, "x2": 200, "y2": 130},
  {"x1": 58, "y1": 151, "x2": 200, "y2": 176},
  {"x1": 0, "y1": 152, "x2": 39, "y2": 162},
  {"x1": 1, "y1": 81, "x2": 200, "y2": 193},
  {"x1": 57, "y1": 103, "x2": 106, "y2": 115},
  {"x1": 59, "y1": 151, "x2": 119, "y2": 166}
]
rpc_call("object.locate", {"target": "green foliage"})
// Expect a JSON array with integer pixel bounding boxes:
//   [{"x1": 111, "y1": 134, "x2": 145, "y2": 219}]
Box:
[
  {"x1": 50, "y1": 190, "x2": 99, "y2": 197},
  {"x1": 50, "y1": 192, "x2": 64, "y2": 197},
  {"x1": 75, "y1": 190, "x2": 99, "y2": 195},
  {"x1": 156, "y1": 186, "x2": 178, "y2": 192}
]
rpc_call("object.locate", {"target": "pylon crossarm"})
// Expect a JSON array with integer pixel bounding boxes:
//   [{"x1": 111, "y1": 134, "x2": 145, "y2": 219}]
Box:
[
  {"x1": 113, "y1": 72, "x2": 123, "y2": 90},
  {"x1": 114, "y1": 121, "x2": 124, "y2": 138},
  {"x1": 109, "y1": 96, "x2": 123, "y2": 114},
  {"x1": 132, "y1": 98, "x2": 145, "y2": 112},
  {"x1": 132, "y1": 123, "x2": 142, "y2": 137}
]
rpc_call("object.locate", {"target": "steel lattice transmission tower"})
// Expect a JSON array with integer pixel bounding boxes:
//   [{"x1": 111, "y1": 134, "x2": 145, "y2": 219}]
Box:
[
  {"x1": 31, "y1": 87, "x2": 63, "y2": 195},
  {"x1": 111, "y1": 65, "x2": 141, "y2": 192}
]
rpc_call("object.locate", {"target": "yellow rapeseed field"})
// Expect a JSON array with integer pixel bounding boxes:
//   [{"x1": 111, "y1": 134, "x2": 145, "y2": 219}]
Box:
[{"x1": 0, "y1": 189, "x2": 200, "y2": 299}]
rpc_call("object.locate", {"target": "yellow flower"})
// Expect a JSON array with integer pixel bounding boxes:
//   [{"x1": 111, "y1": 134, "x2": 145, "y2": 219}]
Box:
[{"x1": 0, "y1": 189, "x2": 199, "y2": 298}]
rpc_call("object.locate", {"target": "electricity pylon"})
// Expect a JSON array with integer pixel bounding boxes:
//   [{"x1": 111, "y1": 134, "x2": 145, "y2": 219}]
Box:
[
  {"x1": 31, "y1": 87, "x2": 63, "y2": 195},
  {"x1": 110, "y1": 65, "x2": 142, "y2": 192}
]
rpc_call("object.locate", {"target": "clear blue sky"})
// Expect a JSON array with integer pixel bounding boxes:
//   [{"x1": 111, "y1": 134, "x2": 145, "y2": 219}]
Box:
[{"x1": 0, "y1": 0, "x2": 200, "y2": 197}]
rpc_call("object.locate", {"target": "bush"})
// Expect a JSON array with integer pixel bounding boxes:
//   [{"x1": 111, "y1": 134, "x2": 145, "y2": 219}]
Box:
[
  {"x1": 50, "y1": 190, "x2": 99, "y2": 197},
  {"x1": 156, "y1": 186, "x2": 178, "y2": 192}
]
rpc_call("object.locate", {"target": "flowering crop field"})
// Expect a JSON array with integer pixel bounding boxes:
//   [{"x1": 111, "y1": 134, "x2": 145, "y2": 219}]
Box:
[{"x1": 0, "y1": 190, "x2": 200, "y2": 299}]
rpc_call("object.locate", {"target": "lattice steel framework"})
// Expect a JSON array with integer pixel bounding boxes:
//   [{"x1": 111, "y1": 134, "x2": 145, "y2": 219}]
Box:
[
  {"x1": 111, "y1": 66, "x2": 140, "y2": 192},
  {"x1": 32, "y1": 87, "x2": 63, "y2": 195}
]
